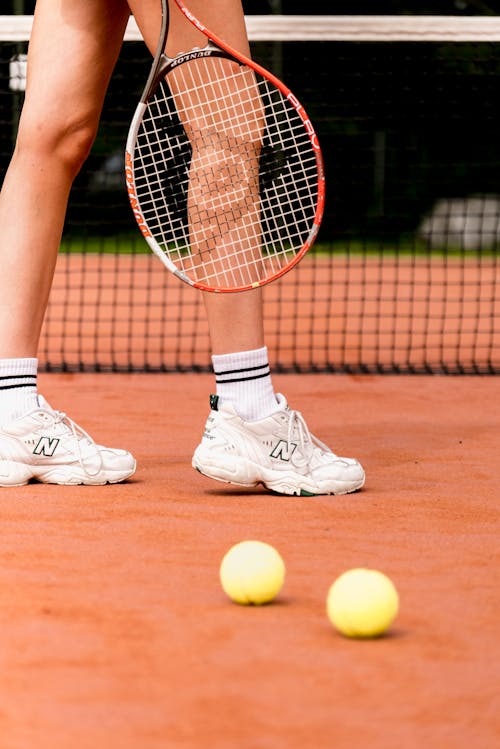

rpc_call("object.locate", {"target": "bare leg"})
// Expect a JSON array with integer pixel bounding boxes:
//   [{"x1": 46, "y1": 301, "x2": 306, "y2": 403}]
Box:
[
  {"x1": 129, "y1": 0, "x2": 265, "y2": 356},
  {"x1": 200, "y1": 290, "x2": 264, "y2": 353},
  {"x1": 128, "y1": 1, "x2": 365, "y2": 494},
  {"x1": 0, "y1": 0, "x2": 130, "y2": 357},
  {"x1": 0, "y1": 0, "x2": 137, "y2": 486}
]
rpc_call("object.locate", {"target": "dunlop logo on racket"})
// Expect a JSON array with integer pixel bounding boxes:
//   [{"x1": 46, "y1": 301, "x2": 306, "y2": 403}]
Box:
[
  {"x1": 170, "y1": 49, "x2": 214, "y2": 67},
  {"x1": 126, "y1": 0, "x2": 325, "y2": 293}
]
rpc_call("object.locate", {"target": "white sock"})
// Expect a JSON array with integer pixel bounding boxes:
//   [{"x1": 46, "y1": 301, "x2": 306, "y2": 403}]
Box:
[
  {"x1": 0, "y1": 358, "x2": 39, "y2": 421},
  {"x1": 212, "y1": 346, "x2": 278, "y2": 421}
]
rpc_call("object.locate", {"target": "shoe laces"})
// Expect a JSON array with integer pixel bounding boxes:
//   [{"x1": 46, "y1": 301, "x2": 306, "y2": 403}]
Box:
[
  {"x1": 286, "y1": 408, "x2": 332, "y2": 466},
  {"x1": 51, "y1": 408, "x2": 103, "y2": 478}
]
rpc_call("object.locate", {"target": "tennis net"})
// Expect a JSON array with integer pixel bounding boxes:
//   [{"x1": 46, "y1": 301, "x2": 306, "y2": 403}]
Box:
[{"x1": 1, "y1": 14, "x2": 499, "y2": 373}]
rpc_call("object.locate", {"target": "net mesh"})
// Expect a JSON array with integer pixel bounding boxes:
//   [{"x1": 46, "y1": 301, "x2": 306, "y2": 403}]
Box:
[{"x1": 0, "y1": 15, "x2": 498, "y2": 373}]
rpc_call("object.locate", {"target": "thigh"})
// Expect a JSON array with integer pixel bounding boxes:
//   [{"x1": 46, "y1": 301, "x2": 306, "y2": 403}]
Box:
[
  {"x1": 128, "y1": 0, "x2": 253, "y2": 141},
  {"x1": 128, "y1": 0, "x2": 250, "y2": 58},
  {"x1": 22, "y1": 0, "x2": 131, "y2": 130}
]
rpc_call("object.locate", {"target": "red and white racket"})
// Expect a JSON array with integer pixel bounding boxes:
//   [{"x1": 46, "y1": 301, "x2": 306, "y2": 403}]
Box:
[{"x1": 125, "y1": 0, "x2": 325, "y2": 292}]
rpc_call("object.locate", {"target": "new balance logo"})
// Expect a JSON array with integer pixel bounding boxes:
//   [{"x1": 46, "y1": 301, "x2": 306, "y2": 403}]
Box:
[
  {"x1": 270, "y1": 440, "x2": 297, "y2": 462},
  {"x1": 33, "y1": 436, "x2": 60, "y2": 457}
]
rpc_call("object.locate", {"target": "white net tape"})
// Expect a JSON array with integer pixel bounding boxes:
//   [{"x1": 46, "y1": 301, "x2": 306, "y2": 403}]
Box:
[{"x1": 2, "y1": 14, "x2": 500, "y2": 43}]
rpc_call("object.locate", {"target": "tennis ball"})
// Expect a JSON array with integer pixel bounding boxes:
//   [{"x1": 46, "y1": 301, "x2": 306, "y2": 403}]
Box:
[
  {"x1": 219, "y1": 540, "x2": 285, "y2": 605},
  {"x1": 326, "y1": 568, "x2": 399, "y2": 638}
]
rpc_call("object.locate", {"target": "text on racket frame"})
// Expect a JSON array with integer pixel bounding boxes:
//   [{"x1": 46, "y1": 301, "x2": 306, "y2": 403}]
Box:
[
  {"x1": 286, "y1": 92, "x2": 320, "y2": 152},
  {"x1": 125, "y1": 151, "x2": 151, "y2": 238}
]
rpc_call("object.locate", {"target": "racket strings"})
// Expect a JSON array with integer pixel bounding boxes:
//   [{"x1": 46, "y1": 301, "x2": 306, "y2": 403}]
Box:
[
  {"x1": 132, "y1": 55, "x2": 319, "y2": 289},
  {"x1": 165, "y1": 57, "x2": 264, "y2": 287}
]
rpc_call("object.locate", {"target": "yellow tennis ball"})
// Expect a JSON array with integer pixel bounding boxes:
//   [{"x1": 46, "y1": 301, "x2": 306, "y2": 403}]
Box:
[
  {"x1": 219, "y1": 540, "x2": 285, "y2": 605},
  {"x1": 326, "y1": 568, "x2": 399, "y2": 638}
]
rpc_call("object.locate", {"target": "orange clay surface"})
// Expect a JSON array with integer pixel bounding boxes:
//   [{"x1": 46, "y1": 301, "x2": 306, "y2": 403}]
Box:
[{"x1": 0, "y1": 372, "x2": 499, "y2": 749}]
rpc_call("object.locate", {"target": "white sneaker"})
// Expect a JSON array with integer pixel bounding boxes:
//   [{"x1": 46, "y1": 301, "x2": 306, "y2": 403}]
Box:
[
  {"x1": 0, "y1": 396, "x2": 136, "y2": 487},
  {"x1": 192, "y1": 394, "x2": 365, "y2": 496}
]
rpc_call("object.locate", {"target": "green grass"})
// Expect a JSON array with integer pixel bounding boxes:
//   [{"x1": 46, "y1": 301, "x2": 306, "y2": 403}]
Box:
[
  {"x1": 58, "y1": 233, "x2": 497, "y2": 259},
  {"x1": 59, "y1": 234, "x2": 146, "y2": 255}
]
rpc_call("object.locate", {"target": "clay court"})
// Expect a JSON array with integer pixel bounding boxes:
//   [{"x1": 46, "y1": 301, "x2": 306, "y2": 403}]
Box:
[{"x1": 1, "y1": 371, "x2": 498, "y2": 748}]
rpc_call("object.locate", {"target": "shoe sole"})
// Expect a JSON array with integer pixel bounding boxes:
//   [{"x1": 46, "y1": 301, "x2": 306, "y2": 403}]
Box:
[
  {"x1": 0, "y1": 459, "x2": 136, "y2": 487},
  {"x1": 193, "y1": 454, "x2": 365, "y2": 496}
]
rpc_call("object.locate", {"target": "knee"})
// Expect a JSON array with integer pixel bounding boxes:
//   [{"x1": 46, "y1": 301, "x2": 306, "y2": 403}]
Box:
[{"x1": 15, "y1": 109, "x2": 99, "y2": 178}]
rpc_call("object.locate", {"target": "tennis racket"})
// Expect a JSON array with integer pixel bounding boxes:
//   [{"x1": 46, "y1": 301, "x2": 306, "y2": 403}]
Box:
[{"x1": 125, "y1": 0, "x2": 325, "y2": 292}]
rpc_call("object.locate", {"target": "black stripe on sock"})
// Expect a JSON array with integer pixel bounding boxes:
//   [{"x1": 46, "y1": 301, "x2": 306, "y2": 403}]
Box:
[
  {"x1": 0, "y1": 375, "x2": 37, "y2": 391},
  {"x1": 0, "y1": 383, "x2": 34, "y2": 390},
  {"x1": 213, "y1": 363, "x2": 269, "y2": 376},
  {"x1": 215, "y1": 369, "x2": 271, "y2": 384},
  {"x1": 0, "y1": 374, "x2": 37, "y2": 381},
  {"x1": 214, "y1": 363, "x2": 269, "y2": 376}
]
